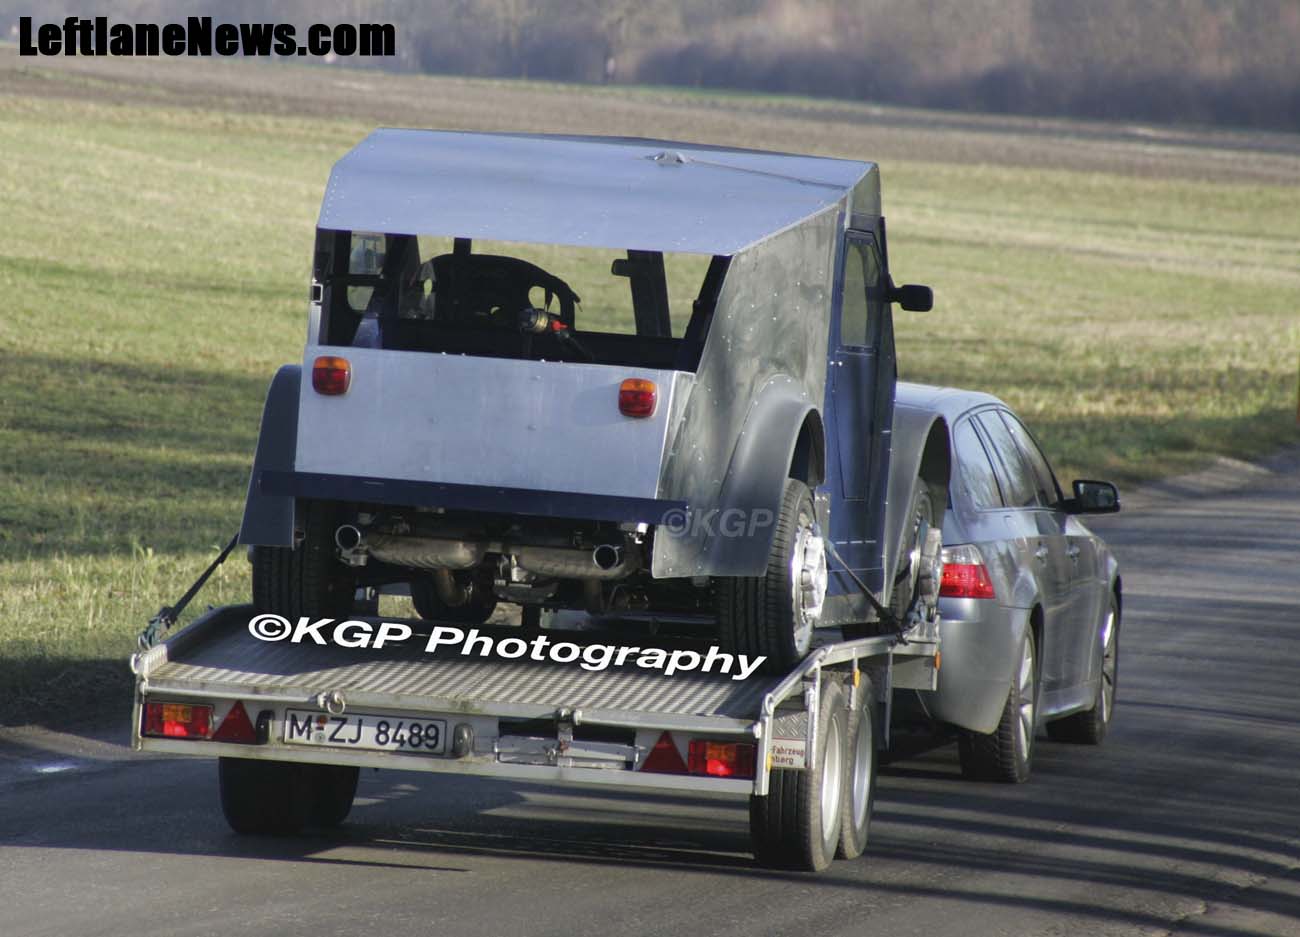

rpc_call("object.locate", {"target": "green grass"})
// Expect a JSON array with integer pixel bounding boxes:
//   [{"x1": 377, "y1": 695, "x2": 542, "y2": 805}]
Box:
[{"x1": 1, "y1": 78, "x2": 1298, "y2": 727}]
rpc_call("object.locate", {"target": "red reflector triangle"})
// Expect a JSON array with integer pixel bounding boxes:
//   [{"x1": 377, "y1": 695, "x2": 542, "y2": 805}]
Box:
[
  {"x1": 640, "y1": 731, "x2": 687, "y2": 774},
  {"x1": 212, "y1": 701, "x2": 257, "y2": 743}
]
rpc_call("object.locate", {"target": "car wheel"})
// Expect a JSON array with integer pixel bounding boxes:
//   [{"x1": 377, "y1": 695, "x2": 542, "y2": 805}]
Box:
[
  {"x1": 844, "y1": 479, "x2": 937, "y2": 640},
  {"x1": 1047, "y1": 595, "x2": 1119, "y2": 745},
  {"x1": 716, "y1": 478, "x2": 826, "y2": 671},
  {"x1": 252, "y1": 501, "x2": 355, "y2": 619},
  {"x1": 411, "y1": 571, "x2": 498, "y2": 624},
  {"x1": 751, "y1": 679, "x2": 846, "y2": 871},
  {"x1": 958, "y1": 626, "x2": 1038, "y2": 783}
]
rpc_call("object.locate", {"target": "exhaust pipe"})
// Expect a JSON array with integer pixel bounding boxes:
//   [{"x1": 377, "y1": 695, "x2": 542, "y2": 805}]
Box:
[
  {"x1": 335, "y1": 524, "x2": 364, "y2": 552},
  {"x1": 514, "y1": 543, "x2": 639, "y2": 580},
  {"x1": 592, "y1": 544, "x2": 623, "y2": 571}
]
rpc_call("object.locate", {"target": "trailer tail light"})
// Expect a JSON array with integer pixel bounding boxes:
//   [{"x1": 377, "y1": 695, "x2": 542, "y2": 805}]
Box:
[
  {"x1": 211, "y1": 701, "x2": 257, "y2": 744},
  {"x1": 939, "y1": 544, "x2": 996, "y2": 599},
  {"x1": 312, "y1": 355, "x2": 351, "y2": 395},
  {"x1": 143, "y1": 702, "x2": 213, "y2": 739},
  {"x1": 618, "y1": 378, "x2": 657, "y2": 418},
  {"x1": 688, "y1": 740, "x2": 756, "y2": 779},
  {"x1": 640, "y1": 731, "x2": 688, "y2": 774}
]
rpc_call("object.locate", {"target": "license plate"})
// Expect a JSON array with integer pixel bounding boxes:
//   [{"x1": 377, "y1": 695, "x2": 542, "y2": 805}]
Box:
[{"x1": 283, "y1": 709, "x2": 447, "y2": 755}]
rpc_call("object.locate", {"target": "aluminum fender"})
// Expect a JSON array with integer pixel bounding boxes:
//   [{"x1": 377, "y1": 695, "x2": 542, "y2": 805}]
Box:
[
  {"x1": 881, "y1": 407, "x2": 950, "y2": 607},
  {"x1": 238, "y1": 365, "x2": 300, "y2": 547},
  {"x1": 693, "y1": 380, "x2": 817, "y2": 577},
  {"x1": 922, "y1": 601, "x2": 1031, "y2": 734}
]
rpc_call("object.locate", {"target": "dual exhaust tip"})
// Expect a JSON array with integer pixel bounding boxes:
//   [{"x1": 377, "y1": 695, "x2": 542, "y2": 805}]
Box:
[{"x1": 336, "y1": 525, "x2": 627, "y2": 574}]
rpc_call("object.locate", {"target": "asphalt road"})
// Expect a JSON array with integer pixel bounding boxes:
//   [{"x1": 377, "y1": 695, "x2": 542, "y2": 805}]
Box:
[{"x1": 2, "y1": 466, "x2": 1298, "y2": 937}]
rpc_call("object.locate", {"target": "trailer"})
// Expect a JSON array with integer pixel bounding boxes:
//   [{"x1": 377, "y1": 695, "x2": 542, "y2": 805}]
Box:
[
  {"x1": 129, "y1": 130, "x2": 951, "y2": 873},
  {"x1": 131, "y1": 603, "x2": 938, "y2": 872}
]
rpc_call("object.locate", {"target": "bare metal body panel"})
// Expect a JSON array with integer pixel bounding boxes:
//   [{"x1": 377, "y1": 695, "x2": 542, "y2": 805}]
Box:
[{"x1": 318, "y1": 130, "x2": 875, "y2": 254}]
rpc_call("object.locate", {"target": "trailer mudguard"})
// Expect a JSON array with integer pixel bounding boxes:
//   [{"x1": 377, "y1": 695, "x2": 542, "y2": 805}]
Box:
[
  {"x1": 237, "y1": 365, "x2": 301, "y2": 547},
  {"x1": 880, "y1": 405, "x2": 950, "y2": 607},
  {"x1": 694, "y1": 380, "x2": 819, "y2": 578}
]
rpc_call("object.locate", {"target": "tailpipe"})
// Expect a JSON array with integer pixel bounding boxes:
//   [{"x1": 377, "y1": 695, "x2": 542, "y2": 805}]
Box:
[{"x1": 335, "y1": 524, "x2": 364, "y2": 552}]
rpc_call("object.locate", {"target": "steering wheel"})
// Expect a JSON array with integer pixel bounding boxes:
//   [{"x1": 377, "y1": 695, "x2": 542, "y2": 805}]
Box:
[{"x1": 428, "y1": 253, "x2": 579, "y2": 328}]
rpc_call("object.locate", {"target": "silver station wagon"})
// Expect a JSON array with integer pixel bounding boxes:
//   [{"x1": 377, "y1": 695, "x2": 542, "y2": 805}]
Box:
[{"x1": 892, "y1": 383, "x2": 1122, "y2": 782}]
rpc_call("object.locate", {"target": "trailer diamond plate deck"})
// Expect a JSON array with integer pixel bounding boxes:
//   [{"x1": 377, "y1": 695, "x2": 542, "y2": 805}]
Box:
[{"x1": 135, "y1": 605, "x2": 790, "y2": 730}]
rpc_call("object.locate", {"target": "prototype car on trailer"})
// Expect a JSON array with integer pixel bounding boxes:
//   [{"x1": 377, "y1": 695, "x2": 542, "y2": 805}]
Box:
[{"x1": 239, "y1": 130, "x2": 949, "y2": 666}]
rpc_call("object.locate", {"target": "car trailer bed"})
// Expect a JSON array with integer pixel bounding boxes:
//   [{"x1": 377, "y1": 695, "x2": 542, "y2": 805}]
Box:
[{"x1": 131, "y1": 603, "x2": 938, "y2": 870}]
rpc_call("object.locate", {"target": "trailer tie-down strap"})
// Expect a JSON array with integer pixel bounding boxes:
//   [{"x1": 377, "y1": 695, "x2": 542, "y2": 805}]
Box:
[
  {"x1": 822, "y1": 539, "x2": 907, "y2": 643},
  {"x1": 138, "y1": 533, "x2": 240, "y2": 649}
]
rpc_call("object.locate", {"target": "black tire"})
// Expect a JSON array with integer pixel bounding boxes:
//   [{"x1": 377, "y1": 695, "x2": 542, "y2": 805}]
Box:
[
  {"x1": 410, "y1": 571, "x2": 498, "y2": 624},
  {"x1": 219, "y1": 758, "x2": 359, "y2": 835},
  {"x1": 844, "y1": 479, "x2": 934, "y2": 640},
  {"x1": 716, "y1": 478, "x2": 825, "y2": 672},
  {"x1": 837, "y1": 676, "x2": 878, "y2": 860},
  {"x1": 218, "y1": 758, "x2": 312, "y2": 835},
  {"x1": 252, "y1": 501, "x2": 355, "y2": 619},
  {"x1": 958, "y1": 626, "x2": 1038, "y2": 783},
  {"x1": 309, "y1": 764, "x2": 361, "y2": 827},
  {"x1": 1047, "y1": 595, "x2": 1119, "y2": 745},
  {"x1": 750, "y1": 680, "x2": 846, "y2": 872}
]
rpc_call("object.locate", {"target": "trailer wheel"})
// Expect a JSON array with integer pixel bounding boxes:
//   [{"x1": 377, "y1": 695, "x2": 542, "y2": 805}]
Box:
[
  {"x1": 219, "y1": 758, "x2": 359, "y2": 834},
  {"x1": 750, "y1": 679, "x2": 846, "y2": 872},
  {"x1": 309, "y1": 764, "x2": 361, "y2": 827},
  {"x1": 837, "y1": 676, "x2": 878, "y2": 860},
  {"x1": 252, "y1": 501, "x2": 355, "y2": 619},
  {"x1": 717, "y1": 478, "x2": 826, "y2": 672},
  {"x1": 411, "y1": 571, "x2": 498, "y2": 624},
  {"x1": 218, "y1": 758, "x2": 312, "y2": 835},
  {"x1": 1047, "y1": 596, "x2": 1119, "y2": 745},
  {"x1": 958, "y1": 626, "x2": 1038, "y2": 783}
]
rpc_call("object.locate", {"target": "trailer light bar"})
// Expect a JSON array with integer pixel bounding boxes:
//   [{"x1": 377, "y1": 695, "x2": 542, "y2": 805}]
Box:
[
  {"x1": 143, "y1": 702, "x2": 213, "y2": 739},
  {"x1": 688, "y1": 740, "x2": 756, "y2": 779},
  {"x1": 312, "y1": 355, "x2": 351, "y2": 395},
  {"x1": 618, "y1": 378, "x2": 657, "y2": 418},
  {"x1": 939, "y1": 544, "x2": 996, "y2": 599}
]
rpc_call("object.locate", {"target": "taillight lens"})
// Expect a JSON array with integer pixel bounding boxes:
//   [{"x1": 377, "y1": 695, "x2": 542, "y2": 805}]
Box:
[
  {"x1": 688, "y1": 740, "x2": 756, "y2": 779},
  {"x1": 143, "y1": 702, "x2": 213, "y2": 739},
  {"x1": 939, "y1": 544, "x2": 996, "y2": 599},
  {"x1": 312, "y1": 355, "x2": 351, "y2": 395},
  {"x1": 618, "y1": 378, "x2": 657, "y2": 418}
]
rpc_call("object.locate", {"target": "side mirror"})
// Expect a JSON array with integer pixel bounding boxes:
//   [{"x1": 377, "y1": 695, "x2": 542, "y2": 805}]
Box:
[
  {"x1": 1064, "y1": 479, "x2": 1121, "y2": 515},
  {"x1": 889, "y1": 282, "x2": 933, "y2": 312}
]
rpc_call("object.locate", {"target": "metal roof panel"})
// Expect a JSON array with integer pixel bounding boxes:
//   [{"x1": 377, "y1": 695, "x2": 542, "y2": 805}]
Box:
[{"x1": 317, "y1": 129, "x2": 874, "y2": 255}]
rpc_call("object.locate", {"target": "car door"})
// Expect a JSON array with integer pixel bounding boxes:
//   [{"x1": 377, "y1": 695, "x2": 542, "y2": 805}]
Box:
[
  {"x1": 974, "y1": 410, "x2": 1074, "y2": 692},
  {"x1": 1001, "y1": 411, "x2": 1103, "y2": 689},
  {"x1": 825, "y1": 230, "x2": 890, "y2": 589}
]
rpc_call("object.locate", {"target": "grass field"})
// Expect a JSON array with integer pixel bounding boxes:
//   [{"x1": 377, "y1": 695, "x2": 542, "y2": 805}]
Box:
[{"x1": 2, "y1": 47, "x2": 1298, "y2": 726}]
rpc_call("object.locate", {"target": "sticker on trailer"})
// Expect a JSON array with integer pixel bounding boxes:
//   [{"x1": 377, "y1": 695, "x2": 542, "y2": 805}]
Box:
[{"x1": 770, "y1": 738, "x2": 807, "y2": 770}]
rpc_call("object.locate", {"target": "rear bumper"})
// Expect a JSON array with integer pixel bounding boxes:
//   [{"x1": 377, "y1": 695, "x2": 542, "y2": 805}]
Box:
[
  {"x1": 259, "y1": 469, "x2": 687, "y2": 526},
  {"x1": 916, "y1": 599, "x2": 1027, "y2": 735}
]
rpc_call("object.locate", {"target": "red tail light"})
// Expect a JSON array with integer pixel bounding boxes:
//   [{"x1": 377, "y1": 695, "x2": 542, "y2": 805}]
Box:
[
  {"x1": 143, "y1": 702, "x2": 213, "y2": 739},
  {"x1": 618, "y1": 378, "x2": 657, "y2": 418},
  {"x1": 312, "y1": 355, "x2": 351, "y2": 395},
  {"x1": 939, "y1": 544, "x2": 996, "y2": 599},
  {"x1": 688, "y1": 740, "x2": 756, "y2": 779}
]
